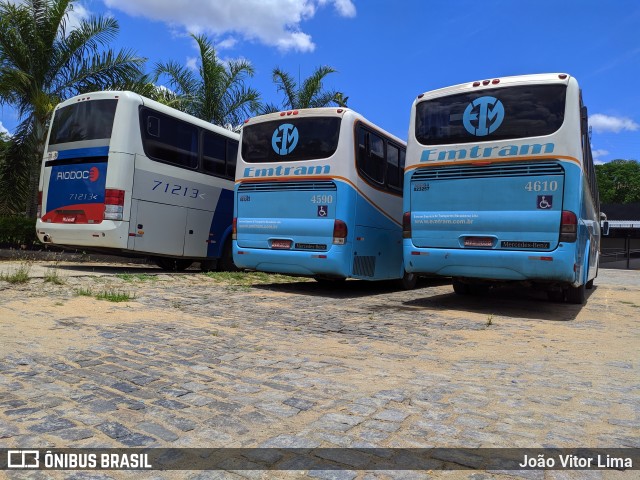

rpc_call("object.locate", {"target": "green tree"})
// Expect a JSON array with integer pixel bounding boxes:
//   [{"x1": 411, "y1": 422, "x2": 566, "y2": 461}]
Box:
[
  {"x1": 155, "y1": 33, "x2": 260, "y2": 128},
  {"x1": 266, "y1": 65, "x2": 348, "y2": 113},
  {"x1": 0, "y1": 0, "x2": 145, "y2": 216},
  {"x1": 596, "y1": 159, "x2": 640, "y2": 204}
]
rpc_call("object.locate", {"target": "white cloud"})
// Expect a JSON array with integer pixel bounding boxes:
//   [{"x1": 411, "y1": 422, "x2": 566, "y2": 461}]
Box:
[
  {"x1": 0, "y1": 121, "x2": 9, "y2": 136},
  {"x1": 102, "y1": 0, "x2": 356, "y2": 52},
  {"x1": 590, "y1": 114, "x2": 639, "y2": 134},
  {"x1": 332, "y1": 0, "x2": 356, "y2": 17},
  {"x1": 186, "y1": 57, "x2": 198, "y2": 71},
  {"x1": 65, "y1": 2, "x2": 91, "y2": 32},
  {"x1": 592, "y1": 148, "x2": 609, "y2": 164},
  {"x1": 217, "y1": 37, "x2": 238, "y2": 51}
]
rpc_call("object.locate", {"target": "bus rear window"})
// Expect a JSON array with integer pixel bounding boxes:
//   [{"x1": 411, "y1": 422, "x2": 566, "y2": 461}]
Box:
[
  {"x1": 49, "y1": 99, "x2": 118, "y2": 145},
  {"x1": 415, "y1": 84, "x2": 566, "y2": 145},
  {"x1": 242, "y1": 117, "x2": 341, "y2": 163}
]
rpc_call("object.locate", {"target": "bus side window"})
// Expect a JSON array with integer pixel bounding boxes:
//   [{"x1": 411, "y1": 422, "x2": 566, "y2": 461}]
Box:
[
  {"x1": 147, "y1": 116, "x2": 160, "y2": 137},
  {"x1": 226, "y1": 140, "x2": 238, "y2": 180},
  {"x1": 141, "y1": 109, "x2": 198, "y2": 169},
  {"x1": 203, "y1": 131, "x2": 226, "y2": 176},
  {"x1": 357, "y1": 126, "x2": 385, "y2": 185},
  {"x1": 387, "y1": 144, "x2": 402, "y2": 190}
]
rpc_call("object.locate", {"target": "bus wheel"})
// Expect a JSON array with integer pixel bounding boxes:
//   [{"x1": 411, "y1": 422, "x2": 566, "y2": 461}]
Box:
[
  {"x1": 565, "y1": 283, "x2": 586, "y2": 305},
  {"x1": 200, "y1": 259, "x2": 217, "y2": 272},
  {"x1": 398, "y1": 271, "x2": 418, "y2": 290},
  {"x1": 154, "y1": 257, "x2": 193, "y2": 271},
  {"x1": 585, "y1": 278, "x2": 594, "y2": 289},
  {"x1": 452, "y1": 278, "x2": 470, "y2": 295},
  {"x1": 217, "y1": 240, "x2": 239, "y2": 272},
  {"x1": 547, "y1": 289, "x2": 565, "y2": 302}
]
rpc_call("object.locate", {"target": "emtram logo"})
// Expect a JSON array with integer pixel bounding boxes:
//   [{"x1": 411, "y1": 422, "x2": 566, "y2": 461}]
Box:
[
  {"x1": 463, "y1": 96, "x2": 505, "y2": 136},
  {"x1": 272, "y1": 123, "x2": 299, "y2": 155}
]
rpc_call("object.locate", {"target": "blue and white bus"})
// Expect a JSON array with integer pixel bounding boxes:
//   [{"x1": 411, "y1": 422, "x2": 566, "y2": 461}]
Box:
[
  {"x1": 36, "y1": 91, "x2": 238, "y2": 271},
  {"x1": 403, "y1": 73, "x2": 600, "y2": 303},
  {"x1": 234, "y1": 108, "x2": 416, "y2": 288}
]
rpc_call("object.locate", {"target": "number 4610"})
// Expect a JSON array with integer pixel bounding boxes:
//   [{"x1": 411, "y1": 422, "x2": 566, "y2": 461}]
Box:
[{"x1": 525, "y1": 180, "x2": 558, "y2": 192}]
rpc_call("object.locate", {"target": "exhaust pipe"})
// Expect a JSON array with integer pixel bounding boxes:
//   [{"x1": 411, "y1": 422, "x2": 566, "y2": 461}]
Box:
[{"x1": 43, "y1": 235, "x2": 51, "y2": 243}]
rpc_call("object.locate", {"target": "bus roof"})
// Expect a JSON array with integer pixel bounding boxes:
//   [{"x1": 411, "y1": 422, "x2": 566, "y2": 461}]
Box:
[
  {"x1": 52, "y1": 90, "x2": 239, "y2": 140},
  {"x1": 414, "y1": 73, "x2": 574, "y2": 103}
]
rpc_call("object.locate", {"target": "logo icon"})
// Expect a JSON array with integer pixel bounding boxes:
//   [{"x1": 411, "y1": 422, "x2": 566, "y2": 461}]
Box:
[
  {"x1": 8, "y1": 450, "x2": 40, "y2": 468},
  {"x1": 462, "y1": 96, "x2": 505, "y2": 136},
  {"x1": 89, "y1": 166, "x2": 100, "y2": 182},
  {"x1": 317, "y1": 205, "x2": 328, "y2": 217},
  {"x1": 272, "y1": 123, "x2": 299, "y2": 155},
  {"x1": 537, "y1": 195, "x2": 553, "y2": 209}
]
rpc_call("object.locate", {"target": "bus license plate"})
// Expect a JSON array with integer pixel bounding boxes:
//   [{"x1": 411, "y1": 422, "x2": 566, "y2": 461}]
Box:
[
  {"x1": 464, "y1": 237, "x2": 493, "y2": 247},
  {"x1": 271, "y1": 240, "x2": 292, "y2": 250}
]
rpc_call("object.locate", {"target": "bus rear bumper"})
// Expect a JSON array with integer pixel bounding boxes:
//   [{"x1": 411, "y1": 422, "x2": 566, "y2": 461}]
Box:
[
  {"x1": 233, "y1": 244, "x2": 349, "y2": 278},
  {"x1": 404, "y1": 242, "x2": 578, "y2": 284},
  {"x1": 36, "y1": 220, "x2": 130, "y2": 250}
]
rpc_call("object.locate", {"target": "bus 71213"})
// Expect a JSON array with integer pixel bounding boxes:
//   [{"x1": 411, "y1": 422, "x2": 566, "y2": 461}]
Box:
[{"x1": 36, "y1": 91, "x2": 239, "y2": 271}]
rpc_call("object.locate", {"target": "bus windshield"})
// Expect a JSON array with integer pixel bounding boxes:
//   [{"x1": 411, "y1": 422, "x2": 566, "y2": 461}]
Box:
[
  {"x1": 241, "y1": 117, "x2": 341, "y2": 163},
  {"x1": 49, "y1": 99, "x2": 118, "y2": 145},
  {"x1": 415, "y1": 84, "x2": 566, "y2": 145}
]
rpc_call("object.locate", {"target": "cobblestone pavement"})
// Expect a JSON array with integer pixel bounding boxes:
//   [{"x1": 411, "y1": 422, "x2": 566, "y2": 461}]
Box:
[{"x1": 0, "y1": 260, "x2": 638, "y2": 480}]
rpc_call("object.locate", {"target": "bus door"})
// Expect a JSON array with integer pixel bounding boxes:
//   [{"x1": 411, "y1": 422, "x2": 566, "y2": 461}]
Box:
[
  {"x1": 128, "y1": 198, "x2": 187, "y2": 256},
  {"x1": 410, "y1": 163, "x2": 565, "y2": 253},
  {"x1": 128, "y1": 153, "x2": 188, "y2": 257}
]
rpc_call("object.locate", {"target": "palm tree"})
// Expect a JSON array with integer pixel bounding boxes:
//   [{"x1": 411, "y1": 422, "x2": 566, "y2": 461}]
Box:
[
  {"x1": 268, "y1": 65, "x2": 348, "y2": 112},
  {"x1": 0, "y1": 0, "x2": 146, "y2": 216},
  {"x1": 155, "y1": 34, "x2": 260, "y2": 129}
]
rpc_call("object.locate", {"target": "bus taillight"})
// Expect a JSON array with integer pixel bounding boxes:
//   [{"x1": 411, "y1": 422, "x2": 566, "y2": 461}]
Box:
[
  {"x1": 332, "y1": 219, "x2": 348, "y2": 245},
  {"x1": 232, "y1": 217, "x2": 237, "y2": 240},
  {"x1": 37, "y1": 191, "x2": 43, "y2": 218},
  {"x1": 560, "y1": 210, "x2": 577, "y2": 242},
  {"x1": 402, "y1": 212, "x2": 411, "y2": 238},
  {"x1": 104, "y1": 189, "x2": 125, "y2": 221}
]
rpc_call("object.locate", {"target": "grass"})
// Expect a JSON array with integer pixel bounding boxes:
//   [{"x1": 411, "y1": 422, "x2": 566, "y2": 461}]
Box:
[
  {"x1": 95, "y1": 289, "x2": 136, "y2": 302},
  {"x1": 74, "y1": 286, "x2": 135, "y2": 302},
  {"x1": 74, "y1": 287, "x2": 94, "y2": 296},
  {"x1": 44, "y1": 268, "x2": 65, "y2": 285},
  {"x1": 0, "y1": 263, "x2": 31, "y2": 284},
  {"x1": 202, "y1": 271, "x2": 301, "y2": 286},
  {"x1": 485, "y1": 314, "x2": 494, "y2": 327},
  {"x1": 116, "y1": 273, "x2": 157, "y2": 282}
]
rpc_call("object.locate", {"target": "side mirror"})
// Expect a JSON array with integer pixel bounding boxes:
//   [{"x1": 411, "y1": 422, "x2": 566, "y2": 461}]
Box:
[{"x1": 602, "y1": 221, "x2": 610, "y2": 236}]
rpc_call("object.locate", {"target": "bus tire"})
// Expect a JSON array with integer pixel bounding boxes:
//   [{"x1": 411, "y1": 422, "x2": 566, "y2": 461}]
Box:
[
  {"x1": 452, "y1": 278, "x2": 470, "y2": 295},
  {"x1": 565, "y1": 282, "x2": 586, "y2": 305},
  {"x1": 217, "y1": 239, "x2": 239, "y2": 272},
  {"x1": 398, "y1": 271, "x2": 418, "y2": 290},
  {"x1": 154, "y1": 257, "x2": 193, "y2": 271},
  {"x1": 200, "y1": 259, "x2": 217, "y2": 272},
  {"x1": 547, "y1": 289, "x2": 565, "y2": 302}
]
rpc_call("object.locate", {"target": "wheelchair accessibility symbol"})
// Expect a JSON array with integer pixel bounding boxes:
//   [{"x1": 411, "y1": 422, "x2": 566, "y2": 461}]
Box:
[
  {"x1": 537, "y1": 195, "x2": 553, "y2": 209},
  {"x1": 317, "y1": 205, "x2": 328, "y2": 217}
]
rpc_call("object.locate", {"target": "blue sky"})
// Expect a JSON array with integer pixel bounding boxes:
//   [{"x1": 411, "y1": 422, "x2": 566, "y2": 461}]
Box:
[{"x1": 1, "y1": 0, "x2": 639, "y2": 164}]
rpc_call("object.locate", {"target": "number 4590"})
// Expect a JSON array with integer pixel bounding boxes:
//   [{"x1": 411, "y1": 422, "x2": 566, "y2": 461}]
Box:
[{"x1": 525, "y1": 180, "x2": 558, "y2": 192}]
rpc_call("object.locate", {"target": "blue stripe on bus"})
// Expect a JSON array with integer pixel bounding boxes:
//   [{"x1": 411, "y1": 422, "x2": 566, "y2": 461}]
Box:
[
  {"x1": 207, "y1": 188, "x2": 234, "y2": 257},
  {"x1": 55, "y1": 146, "x2": 110, "y2": 159}
]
